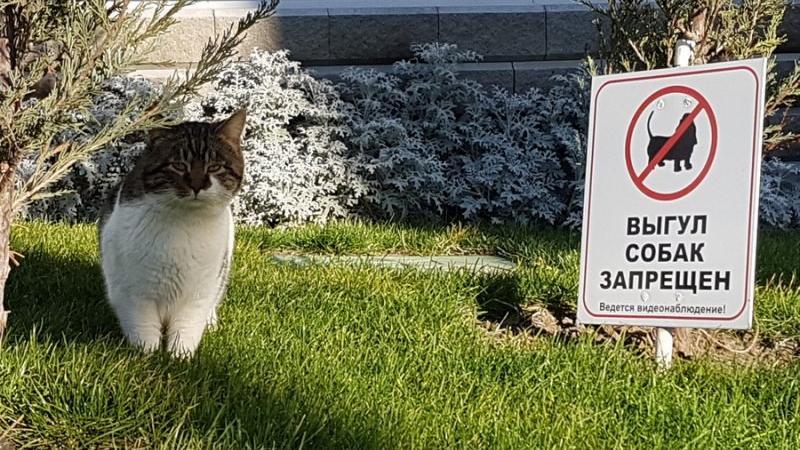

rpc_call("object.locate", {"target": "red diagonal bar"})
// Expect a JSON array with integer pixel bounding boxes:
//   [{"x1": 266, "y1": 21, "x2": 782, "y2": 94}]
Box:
[{"x1": 636, "y1": 103, "x2": 705, "y2": 183}]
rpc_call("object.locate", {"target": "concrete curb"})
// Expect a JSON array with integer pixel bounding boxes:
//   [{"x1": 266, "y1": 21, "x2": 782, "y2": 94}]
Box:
[
  {"x1": 271, "y1": 254, "x2": 516, "y2": 273},
  {"x1": 131, "y1": 53, "x2": 798, "y2": 94}
]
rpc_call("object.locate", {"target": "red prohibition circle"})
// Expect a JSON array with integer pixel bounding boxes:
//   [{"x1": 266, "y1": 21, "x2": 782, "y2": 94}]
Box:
[{"x1": 624, "y1": 85, "x2": 718, "y2": 201}]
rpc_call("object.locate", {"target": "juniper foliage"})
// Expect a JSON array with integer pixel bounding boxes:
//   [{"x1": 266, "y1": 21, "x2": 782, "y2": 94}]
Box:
[
  {"x1": 0, "y1": 0, "x2": 278, "y2": 334},
  {"x1": 581, "y1": 0, "x2": 800, "y2": 153}
]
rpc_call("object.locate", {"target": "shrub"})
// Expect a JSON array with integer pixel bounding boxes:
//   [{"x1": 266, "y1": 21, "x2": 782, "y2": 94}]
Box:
[
  {"x1": 760, "y1": 158, "x2": 800, "y2": 228},
  {"x1": 195, "y1": 50, "x2": 367, "y2": 225},
  {"x1": 581, "y1": 0, "x2": 800, "y2": 153},
  {"x1": 340, "y1": 43, "x2": 589, "y2": 225},
  {"x1": 21, "y1": 44, "x2": 800, "y2": 229},
  {"x1": 338, "y1": 45, "x2": 483, "y2": 220}
]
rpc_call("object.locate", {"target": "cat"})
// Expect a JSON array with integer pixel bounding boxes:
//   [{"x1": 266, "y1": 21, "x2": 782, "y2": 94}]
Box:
[
  {"x1": 646, "y1": 110, "x2": 697, "y2": 172},
  {"x1": 99, "y1": 110, "x2": 246, "y2": 358}
]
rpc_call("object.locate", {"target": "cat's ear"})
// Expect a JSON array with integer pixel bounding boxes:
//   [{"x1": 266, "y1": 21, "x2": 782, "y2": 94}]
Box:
[{"x1": 215, "y1": 109, "x2": 247, "y2": 145}]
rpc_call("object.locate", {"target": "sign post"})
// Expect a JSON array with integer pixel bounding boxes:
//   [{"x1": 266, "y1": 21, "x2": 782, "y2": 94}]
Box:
[
  {"x1": 577, "y1": 54, "x2": 766, "y2": 368},
  {"x1": 655, "y1": 38, "x2": 696, "y2": 369}
]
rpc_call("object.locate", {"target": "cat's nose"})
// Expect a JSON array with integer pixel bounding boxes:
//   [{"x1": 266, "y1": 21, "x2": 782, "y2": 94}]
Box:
[{"x1": 189, "y1": 176, "x2": 210, "y2": 195}]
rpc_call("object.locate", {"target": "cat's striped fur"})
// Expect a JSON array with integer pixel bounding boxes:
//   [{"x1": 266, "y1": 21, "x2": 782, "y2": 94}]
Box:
[{"x1": 100, "y1": 110, "x2": 246, "y2": 357}]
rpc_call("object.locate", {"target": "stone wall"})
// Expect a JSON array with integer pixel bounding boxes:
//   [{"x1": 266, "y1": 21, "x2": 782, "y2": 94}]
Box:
[
  {"x1": 133, "y1": 0, "x2": 800, "y2": 158},
  {"x1": 142, "y1": 1, "x2": 800, "y2": 66}
]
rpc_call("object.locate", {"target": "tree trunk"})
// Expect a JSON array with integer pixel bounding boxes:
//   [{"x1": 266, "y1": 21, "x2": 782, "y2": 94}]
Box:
[
  {"x1": 0, "y1": 10, "x2": 15, "y2": 341},
  {"x1": 0, "y1": 182, "x2": 12, "y2": 341}
]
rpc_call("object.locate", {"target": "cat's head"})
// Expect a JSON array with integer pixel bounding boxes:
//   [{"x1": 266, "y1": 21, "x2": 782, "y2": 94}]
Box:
[{"x1": 126, "y1": 110, "x2": 246, "y2": 208}]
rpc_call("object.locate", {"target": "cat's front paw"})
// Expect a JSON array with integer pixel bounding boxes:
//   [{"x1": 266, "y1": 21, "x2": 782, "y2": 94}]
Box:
[
  {"x1": 121, "y1": 325, "x2": 162, "y2": 354},
  {"x1": 169, "y1": 347, "x2": 196, "y2": 360},
  {"x1": 167, "y1": 324, "x2": 205, "y2": 359},
  {"x1": 168, "y1": 338, "x2": 200, "y2": 359}
]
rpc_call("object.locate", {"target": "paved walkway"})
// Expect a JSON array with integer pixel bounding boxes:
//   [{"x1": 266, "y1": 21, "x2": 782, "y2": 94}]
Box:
[
  {"x1": 279, "y1": 0, "x2": 586, "y2": 6},
  {"x1": 272, "y1": 255, "x2": 516, "y2": 273},
  {"x1": 210, "y1": 0, "x2": 603, "y2": 8}
]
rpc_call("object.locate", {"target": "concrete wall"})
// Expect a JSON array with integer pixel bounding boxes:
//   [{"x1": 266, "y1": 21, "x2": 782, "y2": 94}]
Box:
[{"x1": 142, "y1": 1, "x2": 800, "y2": 67}]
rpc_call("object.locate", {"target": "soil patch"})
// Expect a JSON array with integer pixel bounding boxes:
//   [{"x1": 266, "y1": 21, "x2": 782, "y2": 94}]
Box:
[{"x1": 478, "y1": 303, "x2": 800, "y2": 365}]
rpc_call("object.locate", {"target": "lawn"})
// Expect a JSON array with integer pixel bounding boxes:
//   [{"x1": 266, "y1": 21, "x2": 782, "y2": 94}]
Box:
[{"x1": 1, "y1": 221, "x2": 800, "y2": 449}]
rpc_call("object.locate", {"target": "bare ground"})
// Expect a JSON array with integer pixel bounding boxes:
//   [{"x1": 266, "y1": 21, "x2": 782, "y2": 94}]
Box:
[{"x1": 478, "y1": 303, "x2": 800, "y2": 365}]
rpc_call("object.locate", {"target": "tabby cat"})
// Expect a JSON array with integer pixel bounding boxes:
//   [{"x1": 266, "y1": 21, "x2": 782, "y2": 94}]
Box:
[{"x1": 100, "y1": 110, "x2": 246, "y2": 357}]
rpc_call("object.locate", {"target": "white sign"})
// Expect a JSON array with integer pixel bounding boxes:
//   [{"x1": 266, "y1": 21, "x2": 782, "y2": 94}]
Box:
[{"x1": 577, "y1": 58, "x2": 767, "y2": 329}]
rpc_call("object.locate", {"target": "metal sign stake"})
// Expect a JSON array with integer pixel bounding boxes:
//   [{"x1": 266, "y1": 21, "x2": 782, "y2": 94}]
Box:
[{"x1": 655, "y1": 38, "x2": 696, "y2": 370}]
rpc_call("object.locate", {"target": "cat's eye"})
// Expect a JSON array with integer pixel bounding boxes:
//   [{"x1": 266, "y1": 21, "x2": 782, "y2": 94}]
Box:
[
  {"x1": 207, "y1": 164, "x2": 224, "y2": 173},
  {"x1": 168, "y1": 162, "x2": 188, "y2": 173}
]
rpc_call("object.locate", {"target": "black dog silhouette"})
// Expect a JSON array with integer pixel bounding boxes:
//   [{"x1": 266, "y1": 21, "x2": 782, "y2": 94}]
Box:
[{"x1": 646, "y1": 110, "x2": 697, "y2": 172}]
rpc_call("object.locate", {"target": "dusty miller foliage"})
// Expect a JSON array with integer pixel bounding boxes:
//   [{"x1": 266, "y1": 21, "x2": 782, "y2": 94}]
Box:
[
  {"x1": 192, "y1": 50, "x2": 367, "y2": 225},
  {"x1": 24, "y1": 43, "x2": 799, "y2": 228},
  {"x1": 760, "y1": 158, "x2": 800, "y2": 228},
  {"x1": 340, "y1": 43, "x2": 589, "y2": 225},
  {"x1": 28, "y1": 44, "x2": 589, "y2": 227}
]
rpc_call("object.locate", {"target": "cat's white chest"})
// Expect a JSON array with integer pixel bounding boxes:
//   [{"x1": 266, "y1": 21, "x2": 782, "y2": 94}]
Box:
[{"x1": 101, "y1": 196, "x2": 233, "y2": 308}]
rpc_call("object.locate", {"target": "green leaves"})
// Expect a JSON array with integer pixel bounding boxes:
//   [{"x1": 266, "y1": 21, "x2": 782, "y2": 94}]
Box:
[
  {"x1": 1, "y1": 0, "x2": 278, "y2": 211},
  {"x1": 580, "y1": 0, "x2": 800, "y2": 154}
]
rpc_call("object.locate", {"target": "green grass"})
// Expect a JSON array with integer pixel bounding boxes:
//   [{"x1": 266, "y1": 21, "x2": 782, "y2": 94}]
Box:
[{"x1": 1, "y1": 221, "x2": 800, "y2": 449}]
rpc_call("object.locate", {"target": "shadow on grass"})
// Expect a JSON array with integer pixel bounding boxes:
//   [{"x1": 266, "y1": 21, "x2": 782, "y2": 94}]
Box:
[
  {"x1": 167, "y1": 354, "x2": 379, "y2": 448},
  {"x1": 243, "y1": 219, "x2": 583, "y2": 258},
  {"x1": 475, "y1": 273, "x2": 527, "y2": 332},
  {"x1": 5, "y1": 243, "x2": 119, "y2": 344},
  {"x1": 474, "y1": 273, "x2": 573, "y2": 334},
  {"x1": 756, "y1": 228, "x2": 800, "y2": 283},
  {"x1": 5, "y1": 244, "x2": 377, "y2": 448},
  {"x1": 473, "y1": 273, "x2": 658, "y2": 359},
  {"x1": 472, "y1": 264, "x2": 800, "y2": 364}
]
